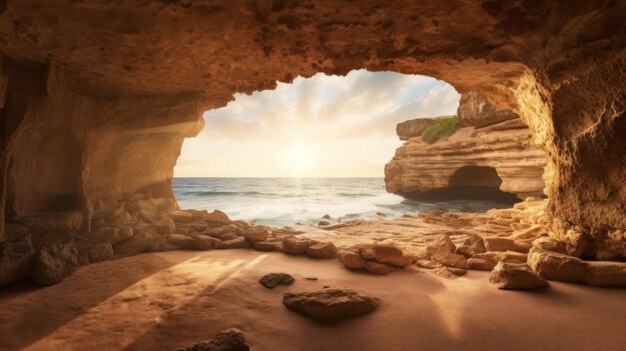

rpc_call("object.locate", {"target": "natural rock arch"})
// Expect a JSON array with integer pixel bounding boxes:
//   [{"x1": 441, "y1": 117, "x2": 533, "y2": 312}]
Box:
[{"x1": 0, "y1": 1, "x2": 623, "y2": 257}]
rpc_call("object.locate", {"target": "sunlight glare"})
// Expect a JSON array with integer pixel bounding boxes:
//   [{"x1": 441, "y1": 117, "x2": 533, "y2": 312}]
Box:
[{"x1": 285, "y1": 142, "x2": 316, "y2": 175}]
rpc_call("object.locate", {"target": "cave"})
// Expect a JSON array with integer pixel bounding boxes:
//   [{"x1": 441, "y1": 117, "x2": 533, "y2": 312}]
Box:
[
  {"x1": 442, "y1": 166, "x2": 520, "y2": 202},
  {"x1": 0, "y1": 1, "x2": 624, "y2": 350}
]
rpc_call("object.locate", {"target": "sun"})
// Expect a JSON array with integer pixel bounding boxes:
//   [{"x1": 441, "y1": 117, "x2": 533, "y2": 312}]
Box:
[{"x1": 286, "y1": 142, "x2": 316, "y2": 175}]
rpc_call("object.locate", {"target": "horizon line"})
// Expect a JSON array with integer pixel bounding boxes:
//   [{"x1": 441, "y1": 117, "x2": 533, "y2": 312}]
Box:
[{"x1": 173, "y1": 176, "x2": 384, "y2": 179}]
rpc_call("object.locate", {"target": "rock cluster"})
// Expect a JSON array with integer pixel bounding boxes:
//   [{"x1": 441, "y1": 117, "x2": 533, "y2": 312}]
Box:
[{"x1": 337, "y1": 244, "x2": 413, "y2": 275}]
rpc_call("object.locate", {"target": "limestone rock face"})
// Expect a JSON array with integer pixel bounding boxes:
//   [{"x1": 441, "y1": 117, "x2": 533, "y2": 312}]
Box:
[
  {"x1": 396, "y1": 117, "x2": 450, "y2": 141},
  {"x1": 385, "y1": 114, "x2": 546, "y2": 200},
  {"x1": 283, "y1": 289, "x2": 381, "y2": 319},
  {"x1": 457, "y1": 91, "x2": 518, "y2": 127}
]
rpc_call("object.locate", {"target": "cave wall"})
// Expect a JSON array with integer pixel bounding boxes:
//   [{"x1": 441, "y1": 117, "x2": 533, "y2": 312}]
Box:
[
  {"x1": 1, "y1": 60, "x2": 204, "y2": 238},
  {"x1": 0, "y1": 0, "x2": 623, "y2": 256}
]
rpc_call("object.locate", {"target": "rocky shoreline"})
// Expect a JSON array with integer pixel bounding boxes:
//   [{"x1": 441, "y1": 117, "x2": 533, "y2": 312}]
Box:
[{"x1": 2, "y1": 194, "x2": 624, "y2": 289}]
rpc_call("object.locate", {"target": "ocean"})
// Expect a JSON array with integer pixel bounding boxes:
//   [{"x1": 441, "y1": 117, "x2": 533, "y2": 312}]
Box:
[{"x1": 173, "y1": 177, "x2": 513, "y2": 227}]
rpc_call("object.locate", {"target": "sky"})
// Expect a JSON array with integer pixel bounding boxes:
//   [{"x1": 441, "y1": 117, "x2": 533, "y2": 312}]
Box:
[{"x1": 174, "y1": 70, "x2": 460, "y2": 178}]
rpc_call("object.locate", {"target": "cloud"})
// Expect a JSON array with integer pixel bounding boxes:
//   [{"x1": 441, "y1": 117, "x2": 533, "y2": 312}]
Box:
[{"x1": 175, "y1": 70, "x2": 460, "y2": 177}]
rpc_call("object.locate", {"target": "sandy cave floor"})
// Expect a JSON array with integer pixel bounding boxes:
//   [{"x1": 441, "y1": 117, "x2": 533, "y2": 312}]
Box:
[{"x1": 1, "y1": 250, "x2": 625, "y2": 351}]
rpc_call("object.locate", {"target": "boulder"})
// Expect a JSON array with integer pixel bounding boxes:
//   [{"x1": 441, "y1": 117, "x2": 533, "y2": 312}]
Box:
[
  {"x1": 365, "y1": 261, "x2": 396, "y2": 275},
  {"x1": 337, "y1": 250, "x2": 366, "y2": 270},
  {"x1": 252, "y1": 241, "x2": 282, "y2": 252},
  {"x1": 582, "y1": 261, "x2": 626, "y2": 287},
  {"x1": 259, "y1": 273, "x2": 295, "y2": 289},
  {"x1": 432, "y1": 252, "x2": 468, "y2": 269},
  {"x1": 150, "y1": 217, "x2": 176, "y2": 235},
  {"x1": 483, "y1": 237, "x2": 517, "y2": 252},
  {"x1": 168, "y1": 210, "x2": 193, "y2": 223},
  {"x1": 178, "y1": 328, "x2": 249, "y2": 351},
  {"x1": 428, "y1": 235, "x2": 468, "y2": 269},
  {"x1": 563, "y1": 229, "x2": 590, "y2": 257},
  {"x1": 205, "y1": 210, "x2": 231, "y2": 227},
  {"x1": 432, "y1": 266, "x2": 467, "y2": 278},
  {"x1": 93, "y1": 226, "x2": 134, "y2": 245},
  {"x1": 306, "y1": 242, "x2": 337, "y2": 259},
  {"x1": 243, "y1": 226, "x2": 270, "y2": 243},
  {"x1": 415, "y1": 259, "x2": 443, "y2": 269},
  {"x1": 204, "y1": 224, "x2": 243, "y2": 238},
  {"x1": 457, "y1": 235, "x2": 486, "y2": 257},
  {"x1": 189, "y1": 235, "x2": 221, "y2": 250},
  {"x1": 283, "y1": 289, "x2": 381, "y2": 319},
  {"x1": 4, "y1": 223, "x2": 28, "y2": 241},
  {"x1": 167, "y1": 234, "x2": 195, "y2": 248},
  {"x1": 17, "y1": 211, "x2": 83, "y2": 233},
  {"x1": 489, "y1": 262, "x2": 549, "y2": 289},
  {"x1": 532, "y1": 236, "x2": 566, "y2": 254},
  {"x1": 427, "y1": 234, "x2": 455, "y2": 257},
  {"x1": 85, "y1": 242, "x2": 114, "y2": 263},
  {"x1": 113, "y1": 231, "x2": 160, "y2": 256},
  {"x1": 31, "y1": 244, "x2": 78, "y2": 285},
  {"x1": 363, "y1": 244, "x2": 412, "y2": 267},
  {"x1": 0, "y1": 236, "x2": 35, "y2": 286},
  {"x1": 282, "y1": 237, "x2": 317, "y2": 255},
  {"x1": 527, "y1": 248, "x2": 587, "y2": 282},
  {"x1": 473, "y1": 251, "x2": 528, "y2": 264},
  {"x1": 513, "y1": 241, "x2": 532, "y2": 253},
  {"x1": 217, "y1": 237, "x2": 250, "y2": 249},
  {"x1": 468, "y1": 257, "x2": 495, "y2": 271}
]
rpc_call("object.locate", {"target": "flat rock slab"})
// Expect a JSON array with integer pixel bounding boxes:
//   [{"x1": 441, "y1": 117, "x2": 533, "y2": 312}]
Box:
[
  {"x1": 178, "y1": 328, "x2": 249, "y2": 351},
  {"x1": 283, "y1": 288, "x2": 381, "y2": 319},
  {"x1": 259, "y1": 273, "x2": 295, "y2": 289},
  {"x1": 489, "y1": 262, "x2": 549, "y2": 290}
]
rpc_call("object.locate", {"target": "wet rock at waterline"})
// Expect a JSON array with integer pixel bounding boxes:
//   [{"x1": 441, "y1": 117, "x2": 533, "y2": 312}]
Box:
[
  {"x1": 178, "y1": 328, "x2": 249, "y2": 351},
  {"x1": 283, "y1": 289, "x2": 380, "y2": 319},
  {"x1": 259, "y1": 273, "x2": 295, "y2": 289},
  {"x1": 489, "y1": 262, "x2": 549, "y2": 290}
]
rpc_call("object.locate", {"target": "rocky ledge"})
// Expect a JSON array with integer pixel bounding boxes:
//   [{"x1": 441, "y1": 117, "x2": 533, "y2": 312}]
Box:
[{"x1": 385, "y1": 91, "x2": 546, "y2": 200}]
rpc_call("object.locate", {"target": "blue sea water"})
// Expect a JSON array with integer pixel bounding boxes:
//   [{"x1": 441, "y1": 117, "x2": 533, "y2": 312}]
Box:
[{"x1": 173, "y1": 177, "x2": 511, "y2": 227}]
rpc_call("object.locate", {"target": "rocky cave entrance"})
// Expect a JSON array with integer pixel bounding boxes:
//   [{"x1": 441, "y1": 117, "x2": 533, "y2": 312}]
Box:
[
  {"x1": 444, "y1": 166, "x2": 520, "y2": 202},
  {"x1": 173, "y1": 70, "x2": 464, "y2": 224}
]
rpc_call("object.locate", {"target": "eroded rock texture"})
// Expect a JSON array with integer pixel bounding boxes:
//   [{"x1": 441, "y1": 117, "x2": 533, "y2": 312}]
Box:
[
  {"x1": 0, "y1": 1, "x2": 624, "y2": 262},
  {"x1": 385, "y1": 93, "x2": 546, "y2": 200}
]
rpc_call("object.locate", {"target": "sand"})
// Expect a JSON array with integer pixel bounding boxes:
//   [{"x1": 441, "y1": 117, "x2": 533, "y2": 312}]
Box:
[{"x1": 1, "y1": 249, "x2": 624, "y2": 351}]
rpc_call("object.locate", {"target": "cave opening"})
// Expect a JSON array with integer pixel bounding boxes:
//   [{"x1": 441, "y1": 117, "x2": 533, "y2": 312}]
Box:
[
  {"x1": 445, "y1": 166, "x2": 520, "y2": 202},
  {"x1": 173, "y1": 70, "x2": 466, "y2": 225}
]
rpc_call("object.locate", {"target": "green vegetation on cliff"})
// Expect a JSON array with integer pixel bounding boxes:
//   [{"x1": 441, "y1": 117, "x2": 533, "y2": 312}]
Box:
[{"x1": 421, "y1": 116, "x2": 459, "y2": 144}]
